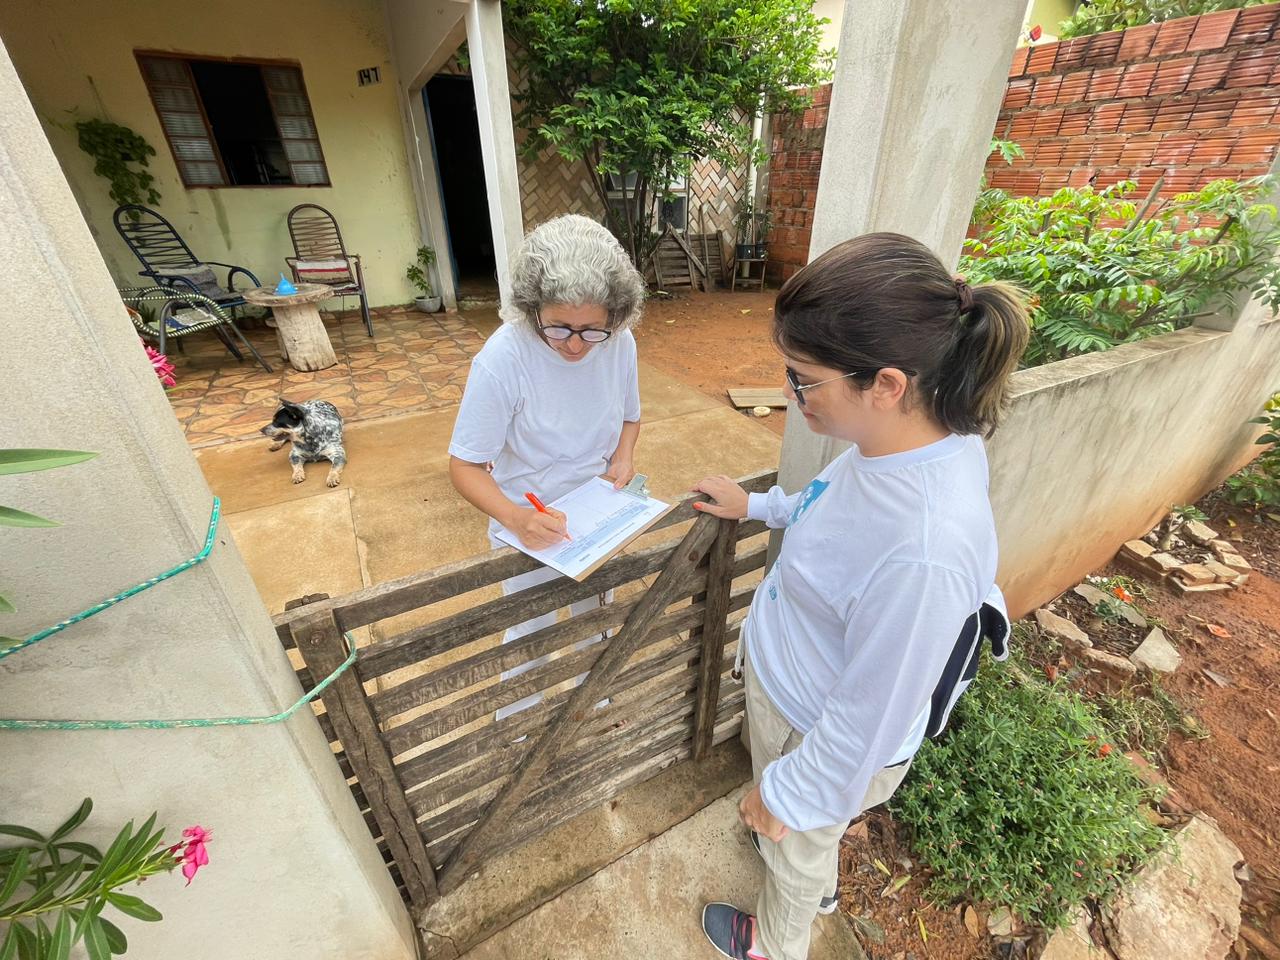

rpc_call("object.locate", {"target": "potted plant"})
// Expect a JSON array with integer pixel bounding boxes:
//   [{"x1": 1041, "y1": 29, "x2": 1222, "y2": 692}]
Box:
[
  {"x1": 406, "y1": 246, "x2": 441, "y2": 313},
  {"x1": 733, "y1": 196, "x2": 773, "y2": 261},
  {"x1": 752, "y1": 203, "x2": 773, "y2": 260}
]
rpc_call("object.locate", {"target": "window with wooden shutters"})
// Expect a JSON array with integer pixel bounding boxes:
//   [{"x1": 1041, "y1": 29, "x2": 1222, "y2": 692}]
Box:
[{"x1": 136, "y1": 53, "x2": 330, "y2": 188}]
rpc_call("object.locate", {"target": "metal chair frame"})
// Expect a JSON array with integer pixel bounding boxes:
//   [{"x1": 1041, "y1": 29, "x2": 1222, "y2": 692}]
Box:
[
  {"x1": 121, "y1": 286, "x2": 272, "y2": 373},
  {"x1": 113, "y1": 205, "x2": 261, "y2": 310},
  {"x1": 286, "y1": 203, "x2": 373, "y2": 336}
]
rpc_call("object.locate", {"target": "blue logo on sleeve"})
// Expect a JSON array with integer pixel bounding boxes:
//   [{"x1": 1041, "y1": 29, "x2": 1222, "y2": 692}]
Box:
[{"x1": 789, "y1": 479, "x2": 829, "y2": 525}]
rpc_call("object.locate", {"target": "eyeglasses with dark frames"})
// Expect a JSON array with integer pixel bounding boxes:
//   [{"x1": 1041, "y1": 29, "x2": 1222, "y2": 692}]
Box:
[{"x1": 536, "y1": 309, "x2": 613, "y2": 344}]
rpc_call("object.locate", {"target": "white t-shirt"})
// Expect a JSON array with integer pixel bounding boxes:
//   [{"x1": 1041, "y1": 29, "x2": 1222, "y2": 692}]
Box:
[
  {"x1": 744, "y1": 433, "x2": 998, "y2": 832},
  {"x1": 448, "y1": 322, "x2": 641, "y2": 539}
]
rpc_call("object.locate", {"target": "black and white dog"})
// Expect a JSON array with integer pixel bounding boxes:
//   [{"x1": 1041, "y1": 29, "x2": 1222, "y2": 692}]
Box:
[{"x1": 260, "y1": 399, "x2": 347, "y2": 487}]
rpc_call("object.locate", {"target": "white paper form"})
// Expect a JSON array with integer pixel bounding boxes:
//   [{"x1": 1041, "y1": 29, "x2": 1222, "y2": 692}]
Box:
[{"x1": 495, "y1": 476, "x2": 673, "y2": 581}]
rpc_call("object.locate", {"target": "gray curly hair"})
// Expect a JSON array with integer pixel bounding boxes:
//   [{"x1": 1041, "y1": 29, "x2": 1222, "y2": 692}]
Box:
[{"x1": 500, "y1": 214, "x2": 646, "y2": 331}]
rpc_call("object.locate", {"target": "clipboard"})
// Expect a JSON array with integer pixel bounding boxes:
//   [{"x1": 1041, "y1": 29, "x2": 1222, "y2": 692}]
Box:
[{"x1": 494, "y1": 474, "x2": 674, "y2": 581}]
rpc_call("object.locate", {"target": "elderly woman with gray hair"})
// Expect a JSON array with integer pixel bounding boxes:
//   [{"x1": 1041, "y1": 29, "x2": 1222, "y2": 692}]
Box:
[{"x1": 448, "y1": 213, "x2": 646, "y2": 724}]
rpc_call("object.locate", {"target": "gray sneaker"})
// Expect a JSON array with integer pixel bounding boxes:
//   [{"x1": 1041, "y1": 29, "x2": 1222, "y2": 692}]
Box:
[{"x1": 748, "y1": 831, "x2": 838, "y2": 915}]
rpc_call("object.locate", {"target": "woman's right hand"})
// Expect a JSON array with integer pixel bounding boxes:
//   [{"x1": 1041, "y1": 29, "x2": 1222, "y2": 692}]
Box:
[
  {"x1": 509, "y1": 505, "x2": 570, "y2": 549},
  {"x1": 691, "y1": 476, "x2": 749, "y2": 520}
]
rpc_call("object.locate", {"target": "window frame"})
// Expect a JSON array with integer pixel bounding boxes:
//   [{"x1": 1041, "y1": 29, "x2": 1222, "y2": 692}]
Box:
[{"x1": 134, "y1": 50, "x2": 331, "y2": 189}]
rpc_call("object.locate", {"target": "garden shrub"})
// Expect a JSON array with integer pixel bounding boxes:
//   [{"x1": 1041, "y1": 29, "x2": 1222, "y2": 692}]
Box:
[
  {"x1": 963, "y1": 177, "x2": 1280, "y2": 366},
  {"x1": 890, "y1": 659, "x2": 1165, "y2": 928}
]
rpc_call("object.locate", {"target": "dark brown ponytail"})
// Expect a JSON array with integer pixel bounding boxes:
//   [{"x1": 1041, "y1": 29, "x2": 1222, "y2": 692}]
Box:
[{"x1": 773, "y1": 233, "x2": 1030, "y2": 437}]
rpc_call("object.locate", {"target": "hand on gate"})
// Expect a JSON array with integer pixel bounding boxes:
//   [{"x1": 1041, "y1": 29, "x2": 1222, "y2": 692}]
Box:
[{"x1": 739, "y1": 783, "x2": 789, "y2": 843}]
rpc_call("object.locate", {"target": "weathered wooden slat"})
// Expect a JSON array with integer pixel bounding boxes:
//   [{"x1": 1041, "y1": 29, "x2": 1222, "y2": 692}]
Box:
[
  {"x1": 403, "y1": 645, "x2": 740, "y2": 820},
  {"x1": 426, "y1": 693, "x2": 746, "y2": 865},
  {"x1": 474, "y1": 699, "x2": 747, "y2": 866},
  {"x1": 435, "y1": 514, "x2": 722, "y2": 894},
  {"x1": 359, "y1": 540, "x2": 688, "y2": 682},
  {"x1": 408, "y1": 678, "x2": 702, "y2": 819},
  {"x1": 271, "y1": 471, "x2": 777, "y2": 647},
  {"x1": 412, "y1": 652, "x2": 743, "y2": 842},
  {"x1": 370, "y1": 559, "x2": 706, "y2": 719},
  {"x1": 389, "y1": 601, "x2": 747, "y2": 798},
  {"x1": 363, "y1": 653, "x2": 746, "y2": 877},
  {"x1": 421, "y1": 701, "x2": 701, "y2": 850},
  {"x1": 289, "y1": 609, "x2": 439, "y2": 909},
  {"x1": 372, "y1": 598, "x2": 634, "y2": 722},
  {"x1": 693, "y1": 518, "x2": 737, "y2": 760},
  {"x1": 381, "y1": 577, "x2": 714, "y2": 755}
]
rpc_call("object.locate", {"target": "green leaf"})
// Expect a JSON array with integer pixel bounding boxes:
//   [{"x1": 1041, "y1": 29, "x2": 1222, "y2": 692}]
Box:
[
  {"x1": 77, "y1": 822, "x2": 133, "y2": 895},
  {"x1": 105, "y1": 891, "x2": 162, "y2": 922},
  {"x1": 0, "y1": 450, "x2": 96, "y2": 477},
  {"x1": 98, "y1": 917, "x2": 127, "y2": 955},
  {"x1": 0, "y1": 595, "x2": 13, "y2": 614},
  {"x1": 0, "y1": 921, "x2": 20, "y2": 960},
  {"x1": 0, "y1": 506, "x2": 59, "y2": 528},
  {"x1": 11, "y1": 856, "x2": 82, "y2": 914},
  {"x1": 0, "y1": 847, "x2": 30, "y2": 909},
  {"x1": 10, "y1": 922, "x2": 35, "y2": 960},
  {"x1": 48, "y1": 909, "x2": 72, "y2": 960},
  {"x1": 83, "y1": 917, "x2": 112, "y2": 960},
  {"x1": 57, "y1": 841, "x2": 104, "y2": 862},
  {"x1": 50, "y1": 799, "x2": 92, "y2": 843},
  {"x1": 0, "y1": 825, "x2": 45, "y2": 844}
]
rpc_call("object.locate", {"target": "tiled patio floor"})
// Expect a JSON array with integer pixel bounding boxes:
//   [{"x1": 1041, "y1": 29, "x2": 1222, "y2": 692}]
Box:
[{"x1": 164, "y1": 306, "x2": 487, "y2": 447}]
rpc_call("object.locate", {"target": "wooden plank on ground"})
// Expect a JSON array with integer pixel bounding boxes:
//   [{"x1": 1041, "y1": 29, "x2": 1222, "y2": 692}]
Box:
[{"x1": 727, "y1": 387, "x2": 787, "y2": 409}]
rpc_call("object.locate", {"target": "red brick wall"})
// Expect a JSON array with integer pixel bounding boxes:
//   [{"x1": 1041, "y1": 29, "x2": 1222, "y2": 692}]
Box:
[
  {"x1": 989, "y1": 3, "x2": 1280, "y2": 198},
  {"x1": 764, "y1": 4, "x2": 1280, "y2": 280},
  {"x1": 764, "y1": 85, "x2": 829, "y2": 284}
]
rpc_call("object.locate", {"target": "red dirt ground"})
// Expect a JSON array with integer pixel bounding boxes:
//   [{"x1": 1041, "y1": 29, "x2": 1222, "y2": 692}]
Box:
[{"x1": 637, "y1": 290, "x2": 787, "y2": 436}]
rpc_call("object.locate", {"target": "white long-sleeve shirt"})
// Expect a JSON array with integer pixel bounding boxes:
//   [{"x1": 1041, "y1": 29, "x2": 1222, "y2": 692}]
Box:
[{"x1": 745, "y1": 433, "x2": 999, "y2": 832}]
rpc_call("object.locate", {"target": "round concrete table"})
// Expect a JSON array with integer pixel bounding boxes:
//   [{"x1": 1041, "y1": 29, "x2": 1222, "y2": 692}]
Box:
[{"x1": 242, "y1": 283, "x2": 338, "y2": 372}]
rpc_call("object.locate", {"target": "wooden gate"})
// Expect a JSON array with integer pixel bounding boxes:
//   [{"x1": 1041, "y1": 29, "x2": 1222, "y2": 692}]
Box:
[{"x1": 272, "y1": 470, "x2": 776, "y2": 912}]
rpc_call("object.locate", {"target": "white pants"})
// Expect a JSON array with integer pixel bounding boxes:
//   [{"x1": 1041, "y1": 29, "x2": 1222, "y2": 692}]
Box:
[{"x1": 494, "y1": 563, "x2": 613, "y2": 722}]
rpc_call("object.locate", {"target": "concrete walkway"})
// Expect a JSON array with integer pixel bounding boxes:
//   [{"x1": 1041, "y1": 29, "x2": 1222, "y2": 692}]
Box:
[{"x1": 458, "y1": 781, "x2": 865, "y2": 960}]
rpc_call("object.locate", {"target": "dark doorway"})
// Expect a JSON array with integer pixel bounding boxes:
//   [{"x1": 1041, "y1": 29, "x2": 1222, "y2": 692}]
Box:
[{"x1": 424, "y1": 75, "x2": 497, "y2": 299}]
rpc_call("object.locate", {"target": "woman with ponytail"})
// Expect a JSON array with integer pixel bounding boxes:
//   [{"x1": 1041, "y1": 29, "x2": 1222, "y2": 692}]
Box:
[{"x1": 693, "y1": 233, "x2": 1030, "y2": 960}]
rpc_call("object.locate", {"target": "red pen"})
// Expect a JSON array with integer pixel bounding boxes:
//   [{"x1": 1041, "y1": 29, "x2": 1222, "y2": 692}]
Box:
[{"x1": 525, "y1": 492, "x2": 571, "y2": 541}]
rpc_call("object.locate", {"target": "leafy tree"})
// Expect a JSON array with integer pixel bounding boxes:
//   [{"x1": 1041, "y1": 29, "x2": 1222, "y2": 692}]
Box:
[
  {"x1": 1059, "y1": 0, "x2": 1269, "y2": 39},
  {"x1": 962, "y1": 176, "x2": 1280, "y2": 366},
  {"x1": 504, "y1": 0, "x2": 832, "y2": 268}
]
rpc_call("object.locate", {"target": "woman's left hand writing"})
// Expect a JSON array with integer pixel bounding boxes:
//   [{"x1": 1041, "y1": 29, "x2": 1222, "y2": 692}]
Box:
[{"x1": 739, "y1": 784, "x2": 789, "y2": 843}]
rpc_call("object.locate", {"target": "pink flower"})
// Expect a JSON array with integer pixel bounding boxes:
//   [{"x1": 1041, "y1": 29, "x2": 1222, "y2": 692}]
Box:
[
  {"x1": 178, "y1": 825, "x2": 211, "y2": 885},
  {"x1": 142, "y1": 340, "x2": 177, "y2": 387}
]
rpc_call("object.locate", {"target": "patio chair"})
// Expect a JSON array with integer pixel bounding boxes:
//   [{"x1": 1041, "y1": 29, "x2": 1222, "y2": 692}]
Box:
[
  {"x1": 113, "y1": 205, "x2": 261, "y2": 311},
  {"x1": 121, "y1": 286, "x2": 272, "y2": 373},
  {"x1": 286, "y1": 203, "x2": 373, "y2": 337}
]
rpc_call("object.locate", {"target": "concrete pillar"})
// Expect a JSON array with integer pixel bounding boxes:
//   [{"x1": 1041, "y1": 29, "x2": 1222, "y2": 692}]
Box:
[
  {"x1": 775, "y1": 0, "x2": 1027, "y2": 493},
  {"x1": 0, "y1": 36, "x2": 415, "y2": 960},
  {"x1": 466, "y1": 0, "x2": 524, "y2": 305}
]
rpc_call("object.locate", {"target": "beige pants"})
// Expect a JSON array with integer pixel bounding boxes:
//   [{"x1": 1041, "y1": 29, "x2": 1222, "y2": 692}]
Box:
[{"x1": 742, "y1": 656, "x2": 911, "y2": 960}]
